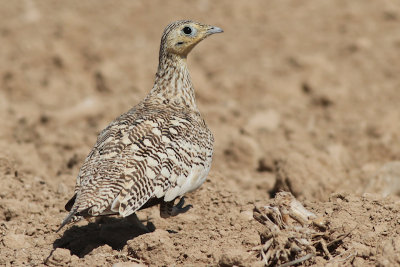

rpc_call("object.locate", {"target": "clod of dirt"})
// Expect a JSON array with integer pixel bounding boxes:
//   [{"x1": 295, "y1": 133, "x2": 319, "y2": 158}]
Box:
[
  {"x1": 126, "y1": 229, "x2": 174, "y2": 265},
  {"x1": 377, "y1": 238, "x2": 400, "y2": 266},
  {"x1": 366, "y1": 161, "x2": 400, "y2": 197},
  {"x1": 56, "y1": 182, "x2": 68, "y2": 195},
  {"x1": 94, "y1": 71, "x2": 110, "y2": 92},
  {"x1": 66, "y1": 154, "x2": 79, "y2": 169},
  {"x1": 46, "y1": 248, "x2": 71, "y2": 266},
  {"x1": 256, "y1": 156, "x2": 275, "y2": 173},
  {"x1": 0, "y1": 157, "x2": 17, "y2": 176},
  {"x1": 239, "y1": 210, "x2": 254, "y2": 221},
  {"x1": 245, "y1": 109, "x2": 281, "y2": 133},
  {"x1": 2, "y1": 233, "x2": 31, "y2": 249},
  {"x1": 52, "y1": 55, "x2": 64, "y2": 69},
  {"x1": 112, "y1": 263, "x2": 147, "y2": 267},
  {"x1": 311, "y1": 95, "x2": 334, "y2": 108},
  {"x1": 223, "y1": 134, "x2": 261, "y2": 170},
  {"x1": 271, "y1": 152, "x2": 340, "y2": 200},
  {"x1": 218, "y1": 248, "x2": 252, "y2": 267},
  {"x1": 87, "y1": 244, "x2": 113, "y2": 256},
  {"x1": 2, "y1": 208, "x2": 18, "y2": 221}
]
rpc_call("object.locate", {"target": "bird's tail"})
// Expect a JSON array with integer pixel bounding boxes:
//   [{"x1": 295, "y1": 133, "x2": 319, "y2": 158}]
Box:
[{"x1": 56, "y1": 208, "x2": 83, "y2": 232}]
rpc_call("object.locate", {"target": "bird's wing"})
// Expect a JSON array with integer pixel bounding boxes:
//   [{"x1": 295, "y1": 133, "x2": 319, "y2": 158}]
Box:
[
  {"x1": 161, "y1": 125, "x2": 213, "y2": 203},
  {"x1": 113, "y1": 111, "x2": 210, "y2": 217},
  {"x1": 69, "y1": 108, "x2": 203, "y2": 218}
]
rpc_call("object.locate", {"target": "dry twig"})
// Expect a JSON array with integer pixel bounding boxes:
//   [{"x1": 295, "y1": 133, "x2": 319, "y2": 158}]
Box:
[{"x1": 252, "y1": 191, "x2": 348, "y2": 266}]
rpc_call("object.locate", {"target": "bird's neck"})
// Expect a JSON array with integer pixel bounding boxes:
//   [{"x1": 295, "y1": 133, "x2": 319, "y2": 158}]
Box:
[{"x1": 149, "y1": 53, "x2": 197, "y2": 109}]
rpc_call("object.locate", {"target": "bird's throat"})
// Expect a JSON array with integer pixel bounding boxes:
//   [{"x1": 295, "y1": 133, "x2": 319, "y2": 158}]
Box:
[{"x1": 150, "y1": 53, "x2": 197, "y2": 109}]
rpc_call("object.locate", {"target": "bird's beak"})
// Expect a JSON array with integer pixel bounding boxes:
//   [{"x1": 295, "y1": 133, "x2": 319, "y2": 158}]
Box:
[{"x1": 206, "y1": 26, "x2": 224, "y2": 35}]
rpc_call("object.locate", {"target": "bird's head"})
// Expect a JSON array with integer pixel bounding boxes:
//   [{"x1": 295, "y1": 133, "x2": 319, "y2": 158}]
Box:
[{"x1": 160, "y1": 20, "x2": 223, "y2": 57}]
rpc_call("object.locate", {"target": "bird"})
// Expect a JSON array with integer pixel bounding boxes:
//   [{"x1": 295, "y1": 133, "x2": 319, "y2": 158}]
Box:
[{"x1": 57, "y1": 20, "x2": 223, "y2": 232}]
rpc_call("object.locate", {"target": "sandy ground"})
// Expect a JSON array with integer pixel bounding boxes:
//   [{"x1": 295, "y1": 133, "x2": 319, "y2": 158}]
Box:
[{"x1": 1, "y1": 0, "x2": 400, "y2": 266}]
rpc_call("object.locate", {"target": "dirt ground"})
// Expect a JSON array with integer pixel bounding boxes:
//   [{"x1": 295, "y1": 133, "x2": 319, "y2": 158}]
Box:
[{"x1": 1, "y1": 0, "x2": 400, "y2": 266}]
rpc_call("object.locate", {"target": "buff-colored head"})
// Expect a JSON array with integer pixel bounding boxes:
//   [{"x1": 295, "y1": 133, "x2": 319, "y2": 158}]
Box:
[{"x1": 160, "y1": 20, "x2": 223, "y2": 57}]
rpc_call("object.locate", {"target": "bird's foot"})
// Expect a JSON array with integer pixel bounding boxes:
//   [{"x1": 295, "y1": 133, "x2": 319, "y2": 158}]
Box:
[
  {"x1": 160, "y1": 197, "x2": 193, "y2": 218},
  {"x1": 171, "y1": 197, "x2": 192, "y2": 216}
]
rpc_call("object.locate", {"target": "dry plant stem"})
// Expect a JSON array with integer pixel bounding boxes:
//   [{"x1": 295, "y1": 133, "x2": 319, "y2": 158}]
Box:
[
  {"x1": 311, "y1": 232, "x2": 326, "y2": 239},
  {"x1": 250, "y1": 245, "x2": 263, "y2": 251},
  {"x1": 278, "y1": 253, "x2": 315, "y2": 267},
  {"x1": 319, "y1": 239, "x2": 332, "y2": 260},
  {"x1": 260, "y1": 248, "x2": 269, "y2": 265},
  {"x1": 263, "y1": 239, "x2": 274, "y2": 251},
  {"x1": 266, "y1": 248, "x2": 274, "y2": 263},
  {"x1": 330, "y1": 250, "x2": 355, "y2": 263},
  {"x1": 254, "y1": 192, "x2": 352, "y2": 266},
  {"x1": 327, "y1": 229, "x2": 354, "y2": 248},
  {"x1": 254, "y1": 206, "x2": 275, "y2": 224},
  {"x1": 125, "y1": 255, "x2": 142, "y2": 263}
]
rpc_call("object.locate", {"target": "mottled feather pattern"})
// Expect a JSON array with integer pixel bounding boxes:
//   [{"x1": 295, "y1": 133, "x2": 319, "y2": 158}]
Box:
[
  {"x1": 59, "y1": 20, "x2": 221, "y2": 230},
  {"x1": 71, "y1": 101, "x2": 213, "y2": 217}
]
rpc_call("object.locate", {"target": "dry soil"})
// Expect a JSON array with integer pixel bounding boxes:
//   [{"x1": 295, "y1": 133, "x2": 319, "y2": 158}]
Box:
[{"x1": 1, "y1": 1, "x2": 400, "y2": 266}]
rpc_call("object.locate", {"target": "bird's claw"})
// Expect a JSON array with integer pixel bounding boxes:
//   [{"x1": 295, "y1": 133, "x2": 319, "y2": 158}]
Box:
[{"x1": 171, "y1": 197, "x2": 193, "y2": 216}]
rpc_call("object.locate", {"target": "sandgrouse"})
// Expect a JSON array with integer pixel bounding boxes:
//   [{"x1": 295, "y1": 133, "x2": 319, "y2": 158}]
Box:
[{"x1": 58, "y1": 20, "x2": 223, "y2": 231}]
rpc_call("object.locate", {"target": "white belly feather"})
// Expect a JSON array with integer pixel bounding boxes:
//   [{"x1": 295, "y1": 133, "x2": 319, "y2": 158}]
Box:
[{"x1": 163, "y1": 162, "x2": 211, "y2": 202}]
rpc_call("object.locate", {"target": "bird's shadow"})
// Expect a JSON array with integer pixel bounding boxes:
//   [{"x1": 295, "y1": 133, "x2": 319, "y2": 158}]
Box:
[{"x1": 52, "y1": 216, "x2": 155, "y2": 258}]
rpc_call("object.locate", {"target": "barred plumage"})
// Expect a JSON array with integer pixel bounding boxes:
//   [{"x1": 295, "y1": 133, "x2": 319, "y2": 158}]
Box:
[{"x1": 58, "y1": 20, "x2": 223, "y2": 231}]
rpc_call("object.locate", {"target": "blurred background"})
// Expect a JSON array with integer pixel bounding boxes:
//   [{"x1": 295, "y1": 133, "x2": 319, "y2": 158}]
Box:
[{"x1": 1, "y1": 0, "x2": 400, "y2": 266}]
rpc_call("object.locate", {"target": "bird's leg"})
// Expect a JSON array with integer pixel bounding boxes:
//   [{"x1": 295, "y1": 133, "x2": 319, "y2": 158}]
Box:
[{"x1": 160, "y1": 197, "x2": 193, "y2": 218}]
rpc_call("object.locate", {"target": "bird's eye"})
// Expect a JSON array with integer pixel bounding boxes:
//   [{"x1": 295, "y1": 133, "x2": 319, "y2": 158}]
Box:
[{"x1": 182, "y1": 26, "x2": 193, "y2": 35}]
